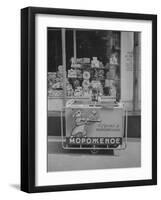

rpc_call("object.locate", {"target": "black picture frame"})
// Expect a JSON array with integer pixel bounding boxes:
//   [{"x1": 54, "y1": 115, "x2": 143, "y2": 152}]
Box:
[{"x1": 21, "y1": 6, "x2": 157, "y2": 193}]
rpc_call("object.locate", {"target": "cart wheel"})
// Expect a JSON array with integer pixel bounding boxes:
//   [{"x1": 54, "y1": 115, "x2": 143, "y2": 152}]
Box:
[
  {"x1": 113, "y1": 149, "x2": 120, "y2": 156},
  {"x1": 90, "y1": 149, "x2": 99, "y2": 154}
]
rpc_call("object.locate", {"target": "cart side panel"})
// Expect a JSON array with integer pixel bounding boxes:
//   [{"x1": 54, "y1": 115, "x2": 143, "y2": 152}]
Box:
[{"x1": 65, "y1": 107, "x2": 124, "y2": 138}]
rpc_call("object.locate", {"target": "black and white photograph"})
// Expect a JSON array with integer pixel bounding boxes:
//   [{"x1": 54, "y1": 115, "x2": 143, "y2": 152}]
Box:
[
  {"x1": 0, "y1": 0, "x2": 159, "y2": 197},
  {"x1": 20, "y1": 6, "x2": 157, "y2": 193},
  {"x1": 47, "y1": 28, "x2": 141, "y2": 172}
]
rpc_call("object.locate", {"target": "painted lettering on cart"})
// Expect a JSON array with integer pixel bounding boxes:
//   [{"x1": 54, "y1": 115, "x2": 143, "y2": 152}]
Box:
[
  {"x1": 96, "y1": 123, "x2": 121, "y2": 131},
  {"x1": 66, "y1": 137, "x2": 122, "y2": 145}
]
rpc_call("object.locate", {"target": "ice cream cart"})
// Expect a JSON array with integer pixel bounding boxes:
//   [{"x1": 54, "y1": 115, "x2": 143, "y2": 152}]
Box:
[
  {"x1": 56, "y1": 46, "x2": 128, "y2": 155},
  {"x1": 61, "y1": 90, "x2": 128, "y2": 156}
]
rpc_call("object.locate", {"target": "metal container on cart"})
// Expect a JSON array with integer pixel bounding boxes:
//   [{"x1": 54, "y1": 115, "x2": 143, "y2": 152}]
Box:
[{"x1": 61, "y1": 98, "x2": 127, "y2": 155}]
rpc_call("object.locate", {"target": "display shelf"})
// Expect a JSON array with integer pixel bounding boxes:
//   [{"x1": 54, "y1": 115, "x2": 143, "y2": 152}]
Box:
[
  {"x1": 48, "y1": 95, "x2": 115, "y2": 100},
  {"x1": 71, "y1": 64, "x2": 119, "y2": 70},
  {"x1": 68, "y1": 77, "x2": 83, "y2": 79}
]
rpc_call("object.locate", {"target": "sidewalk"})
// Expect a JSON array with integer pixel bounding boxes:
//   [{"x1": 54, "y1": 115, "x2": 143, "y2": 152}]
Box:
[{"x1": 47, "y1": 136, "x2": 141, "y2": 172}]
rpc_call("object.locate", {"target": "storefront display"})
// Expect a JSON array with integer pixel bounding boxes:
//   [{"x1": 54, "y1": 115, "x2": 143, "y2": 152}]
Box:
[
  {"x1": 47, "y1": 30, "x2": 121, "y2": 101},
  {"x1": 48, "y1": 56, "x2": 120, "y2": 99}
]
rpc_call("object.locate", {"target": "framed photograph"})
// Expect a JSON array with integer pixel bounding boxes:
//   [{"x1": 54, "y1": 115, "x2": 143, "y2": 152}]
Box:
[{"x1": 21, "y1": 7, "x2": 157, "y2": 193}]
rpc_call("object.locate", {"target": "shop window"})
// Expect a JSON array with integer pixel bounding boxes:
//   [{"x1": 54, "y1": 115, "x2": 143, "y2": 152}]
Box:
[
  {"x1": 47, "y1": 28, "x2": 141, "y2": 113},
  {"x1": 48, "y1": 28, "x2": 121, "y2": 100},
  {"x1": 47, "y1": 28, "x2": 62, "y2": 72}
]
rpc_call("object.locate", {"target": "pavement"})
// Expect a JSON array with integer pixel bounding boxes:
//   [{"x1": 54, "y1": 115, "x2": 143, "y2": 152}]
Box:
[{"x1": 47, "y1": 136, "x2": 141, "y2": 172}]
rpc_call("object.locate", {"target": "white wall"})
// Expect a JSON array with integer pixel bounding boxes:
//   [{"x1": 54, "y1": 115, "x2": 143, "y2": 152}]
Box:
[{"x1": 0, "y1": 0, "x2": 160, "y2": 199}]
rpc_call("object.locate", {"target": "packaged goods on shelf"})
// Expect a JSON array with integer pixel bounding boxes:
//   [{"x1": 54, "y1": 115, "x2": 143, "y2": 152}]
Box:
[
  {"x1": 57, "y1": 71, "x2": 63, "y2": 78},
  {"x1": 73, "y1": 79, "x2": 80, "y2": 88},
  {"x1": 83, "y1": 88, "x2": 91, "y2": 97},
  {"x1": 82, "y1": 80, "x2": 90, "y2": 89},
  {"x1": 48, "y1": 70, "x2": 64, "y2": 97},
  {"x1": 48, "y1": 89, "x2": 63, "y2": 97},
  {"x1": 52, "y1": 82, "x2": 62, "y2": 89},
  {"x1": 58, "y1": 65, "x2": 64, "y2": 73},
  {"x1": 91, "y1": 57, "x2": 100, "y2": 68},
  {"x1": 106, "y1": 70, "x2": 116, "y2": 80},
  {"x1": 48, "y1": 72, "x2": 56, "y2": 86},
  {"x1": 109, "y1": 53, "x2": 118, "y2": 65},
  {"x1": 94, "y1": 69, "x2": 104, "y2": 80},
  {"x1": 48, "y1": 50, "x2": 120, "y2": 99},
  {"x1": 70, "y1": 57, "x2": 76, "y2": 64},
  {"x1": 91, "y1": 80, "x2": 101, "y2": 89},
  {"x1": 71, "y1": 63, "x2": 81, "y2": 68},
  {"x1": 105, "y1": 79, "x2": 111, "y2": 87},
  {"x1": 110, "y1": 86, "x2": 117, "y2": 97},
  {"x1": 83, "y1": 71, "x2": 90, "y2": 80},
  {"x1": 76, "y1": 57, "x2": 90, "y2": 64},
  {"x1": 76, "y1": 69, "x2": 82, "y2": 78},
  {"x1": 74, "y1": 87, "x2": 83, "y2": 97},
  {"x1": 68, "y1": 69, "x2": 77, "y2": 78},
  {"x1": 82, "y1": 57, "x2": 90, "y2": 64},
  {"x1": 66, "y1": 83, "x2": 74, "y2": 97}
]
